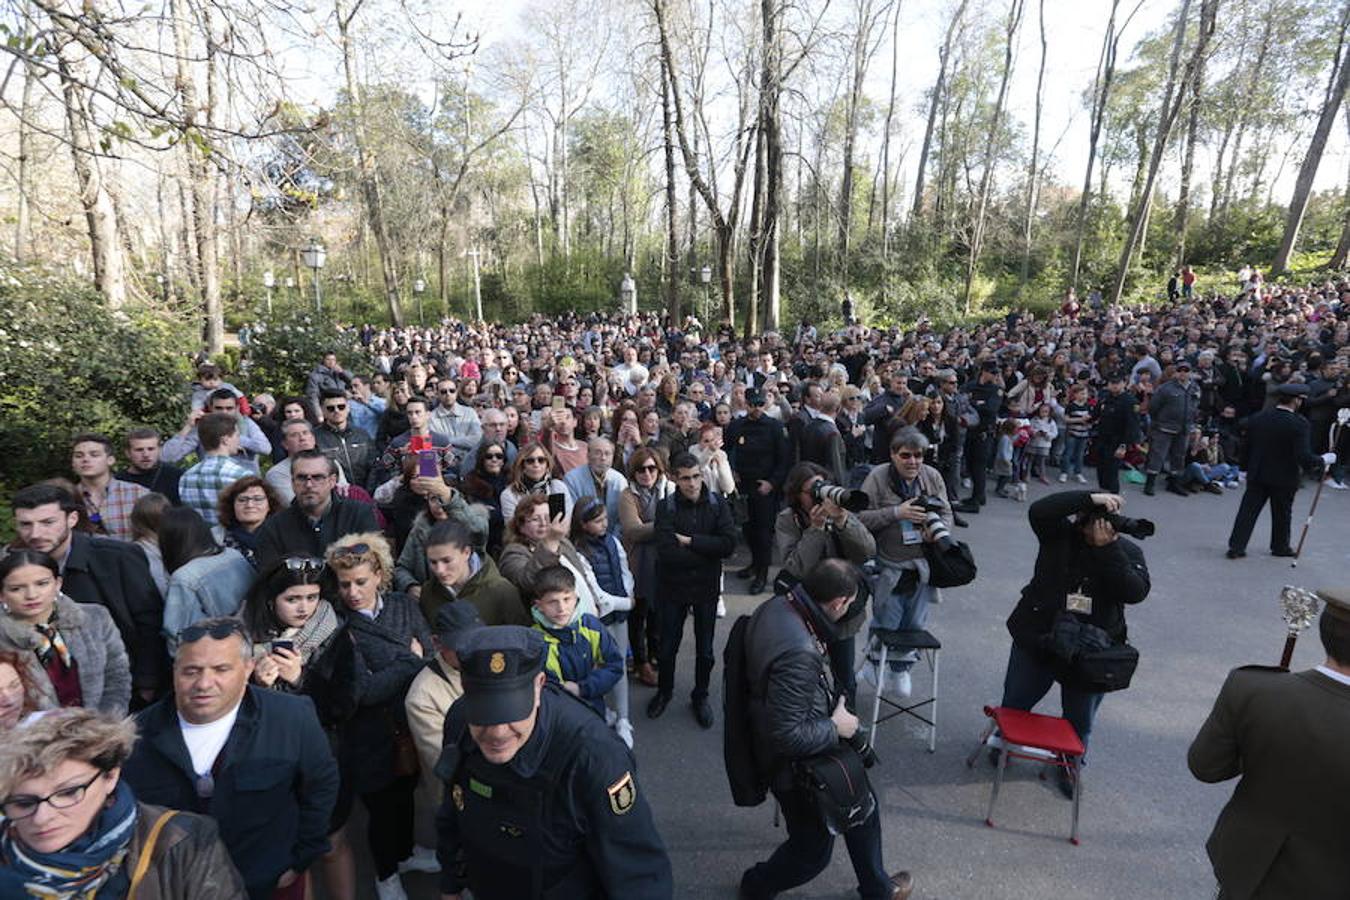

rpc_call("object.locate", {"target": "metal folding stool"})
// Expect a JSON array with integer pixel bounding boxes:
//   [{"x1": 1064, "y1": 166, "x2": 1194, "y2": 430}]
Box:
[
  {"x1": 964, "y1": 705, "x2": 1086, "y2": 845},
  {"x1": 865, "y1": 628, "x2": 941, "y2": 753}
]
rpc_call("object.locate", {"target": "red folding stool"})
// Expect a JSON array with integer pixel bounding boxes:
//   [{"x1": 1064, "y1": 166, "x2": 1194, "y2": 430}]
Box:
[{"x1": 964, "y1": 705, "x2": 1085, "y2": 845}]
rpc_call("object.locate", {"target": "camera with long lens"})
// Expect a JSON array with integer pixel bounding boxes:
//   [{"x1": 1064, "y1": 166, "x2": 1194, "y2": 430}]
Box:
[
  {"x1": 811, "y1": 481, "x2": 871, "y2": 513},
  {"x1": 912, "y1": 495, "x2": 948, "y2": 514},
  {"x1": 1105, "y1": 513, "x2": 1155, "y2": 540}
]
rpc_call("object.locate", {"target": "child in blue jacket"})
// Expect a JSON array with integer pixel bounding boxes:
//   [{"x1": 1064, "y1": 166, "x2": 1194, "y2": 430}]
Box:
[{"x1": 529, "y1": 563, "x2": 623, "y2": 719}]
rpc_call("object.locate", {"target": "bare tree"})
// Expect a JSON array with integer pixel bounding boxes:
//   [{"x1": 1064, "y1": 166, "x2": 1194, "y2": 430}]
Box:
[
  {"x1": 660, "y1": 62, "x2": 682, "y2": 320},
  {"x1": 836, "y1": 0, "x2": 892, "y2": 277},
  {"x1": 911, "y1": 0, "x2": 968, "y2": 223},
  {"x1": 1017, "y1": 0, "x2": 1047, "y2": 296}
]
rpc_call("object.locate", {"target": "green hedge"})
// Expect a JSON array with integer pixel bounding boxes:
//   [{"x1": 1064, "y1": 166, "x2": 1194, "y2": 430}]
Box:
[
  {"x1": 239, "y1": 309, "x2": 362, "y2": 396},
  {"x1": 0, "y1": 265, "x2": 193, "y2": 492}
]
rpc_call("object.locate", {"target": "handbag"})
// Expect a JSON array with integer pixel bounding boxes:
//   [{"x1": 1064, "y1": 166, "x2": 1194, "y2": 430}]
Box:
[
  {"x1": 922, "y1": 539, "x2": 977, "y2": 588},
  {"x1": 1073, "y1": 643, "x2": 1139, "y2": 693},
  {"x1": 792, "y1": 743, "x2": 876, "y2": 836},
  {"x1": 387, "y1": 714, "x2": 421, "y2": 779},
  {"x1": 127, "y1": 810, "x2": 177, "y2": 899}
]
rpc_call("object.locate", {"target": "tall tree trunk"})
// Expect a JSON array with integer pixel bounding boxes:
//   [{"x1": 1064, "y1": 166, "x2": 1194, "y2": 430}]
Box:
[
  {"x1": 661, "y1": 64, "x2": 681, "y2": 321},
  {"x1": 838, "y1": 0, "x2": 889, "y2": 277},
  {"x1": 1172, "y1": 51, "x2": 1204, "y2": 266},
  {"x1": 1070, "y1": 0, "x2": 1129, "y2": 290},
  {"x1": 1329, "y1": 108, "x2": 1350, "y2": 269},
  {"x1": 171, "y1": 0, "x2": 224, "y2": 351},
  {"x1": 336, "y1": 0, "x2": 404, "y2": 325},
  {"x1": 1271, "y1": 0, "x2": 1350, "y2": 275},
  {"x1": 758, "y1": 0, "x2": 784, "y2": 334},
  {"x1": 1110, "y1": 0, "x2": 1217, "y2": 305},
  {"x1": 912, "y1": 0, "x2": 967, "y2": 224},
  {"x1": 963, "y1": 0, "x2": 1024, "y2": 314},
  {"x1": 1018, "y1": 0, "x2": 1047, "y2": 296},
  {"x1": 54, "y1": 48, "x2": 126, "y2": 306},
  {"x1": 14, "y1": 2, "x2": 35, "y2": 263}
]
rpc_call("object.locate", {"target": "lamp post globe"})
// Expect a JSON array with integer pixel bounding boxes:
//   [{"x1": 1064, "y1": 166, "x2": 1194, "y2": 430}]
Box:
[{"x1": 301, "y1": 238, "x2": 326, "y2": 311}]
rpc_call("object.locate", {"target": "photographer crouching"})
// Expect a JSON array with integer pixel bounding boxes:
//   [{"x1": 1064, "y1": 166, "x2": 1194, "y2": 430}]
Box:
[
  {"x1": 776, "y1": 462, "x2": 876, "y2": 706},
  {"x1": 1000, "y1": 491, "x2": 1152, "y2": 795},
  {"x1": 740, "y1": 559, "x2": 914, "y2": 900}
]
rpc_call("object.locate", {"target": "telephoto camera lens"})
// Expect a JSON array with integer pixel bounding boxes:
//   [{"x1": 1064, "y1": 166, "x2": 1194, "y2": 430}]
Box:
[{"x1": 811, "y1": 481, "x2": 871, "y2": 512}]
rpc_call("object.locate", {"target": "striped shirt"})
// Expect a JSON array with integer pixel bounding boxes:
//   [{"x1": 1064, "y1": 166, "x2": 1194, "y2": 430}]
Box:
[{"x1": 82, "y1": 478, "x2": 149, "y2": 541}]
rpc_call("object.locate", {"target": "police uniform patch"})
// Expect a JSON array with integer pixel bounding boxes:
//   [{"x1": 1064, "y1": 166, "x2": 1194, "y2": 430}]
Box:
[
  {"x1": 451, "y1": 783, "x2": 465, "y2": 811},
  {"x1": 607, "y1": 771, "x2": 636, "y2": 815},
  {"x1": 489, "y1": 652, "x2": 506, "y2": 674}
]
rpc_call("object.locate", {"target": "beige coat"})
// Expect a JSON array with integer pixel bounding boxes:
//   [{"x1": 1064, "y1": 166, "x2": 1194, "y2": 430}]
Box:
[
  {"x1": 405, "y1": 658, "x2": 465, "y2": 801},
  {"x1": 857, "y1": 462, "x2": 952, "y2": 563}
]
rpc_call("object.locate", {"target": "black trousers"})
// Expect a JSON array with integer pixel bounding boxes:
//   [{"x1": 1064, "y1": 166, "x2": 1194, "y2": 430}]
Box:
[
  {"x1": 1095, "y1": 442, "x2": 1122, "y2": 493},
  {"x1": 1227, "y1": 481, "x2": 1296, "y2": 553},
  {"x1": 743, "y1": 489, "x2": 780, "y2": 573},
  {"x1": 829, "y1": 636, "x2": 858, "y2": 709},
  {"x1": 657, "y1": 595, "x2": 718, "y2": 701},
  {"x1": 628, "y1": 594, "x2": 659, "y2": 665},
  {"x1": 965, "y1": 431, "x2": 990, "y2": 504},
  {"x1": 363, "y1": 773, "x2": 417, "y2": 880},
  {"x1": 740, "y1": 785, "x2": 891, "y2": 900}
]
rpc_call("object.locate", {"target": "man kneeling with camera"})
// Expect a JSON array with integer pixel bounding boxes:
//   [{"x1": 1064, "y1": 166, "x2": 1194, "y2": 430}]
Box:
[
  {"x1": 1000, "y1": 491, "x2": 1152, "y2": 796},
  {"x1": 739, "y1": 559, "x2": 914, "y2": 900}
]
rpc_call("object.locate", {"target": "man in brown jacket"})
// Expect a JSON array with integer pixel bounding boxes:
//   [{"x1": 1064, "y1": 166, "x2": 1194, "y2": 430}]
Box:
[{"x1": 1188, "y1": 586, "x2": 1350, "y2": 900}]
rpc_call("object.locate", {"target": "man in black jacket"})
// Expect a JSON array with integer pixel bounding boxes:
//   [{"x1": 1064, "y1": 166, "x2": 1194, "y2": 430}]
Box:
[
  {"x1": 726, "y1": 390, "x2": 791, "y2": 594},
  {"x1": 740, "y1": 560, "x2": 913, "y2": 900},
  {"x1": 11, "y1": 483, "x2": 169, "y2": 704},
  {"x1": 122, "y1": 618, "x2": 339, "y2": 900},
  {"x1": 1092, "y1": 373, "x2": 1142, "y2": 493},
  {"x1": 254, "y1": 450, "x2": 379, "y2": 568},
  {"x1": 1226, "y1": 383, "x2": 1332, "y2": 559},
  {"x1": 315, "y1": 388, "x2": 375, "y2": 487},
  {"x1": 954, "y1": 361, "x2": 1003, "y2": 513},
  {"x1": 1000, "y1": 491, "x2": 1151, "y2": 794},
  {"x1": 648, "y1": 453, "x2": 737, "y2": 727}
]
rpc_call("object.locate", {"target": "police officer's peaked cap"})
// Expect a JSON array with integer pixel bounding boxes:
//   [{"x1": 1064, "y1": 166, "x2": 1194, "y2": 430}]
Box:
[
  {"x1": 433, "y1": 602, "x2": 484, "y2": 652},
  {"x1": 457, "y1": 626, "x2": 547, "y2": 726},
  {"x1": 1275, "y1": 383, "x2": 1310, "y2": 398},
  {"x1": 1317, "y1": 587, "x2": 1350, "y2": 623}
]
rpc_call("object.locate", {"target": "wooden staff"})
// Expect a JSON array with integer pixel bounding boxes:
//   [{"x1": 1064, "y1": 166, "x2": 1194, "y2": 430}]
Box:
[{"x1": 1290, "y1": 474, "x2": 1328, "y2": 568}]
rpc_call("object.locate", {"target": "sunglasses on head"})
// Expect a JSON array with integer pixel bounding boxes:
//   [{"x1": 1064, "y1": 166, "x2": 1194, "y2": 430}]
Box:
[
  {"x1": 178, "y1": 619, "x2": 247, "y2": 645},
  {"x1": 282, "y1": 556, "x2": 325, "y2": 576},
  {"x1": 332, "y1": 542, "x2": 371, "y2": 559}
]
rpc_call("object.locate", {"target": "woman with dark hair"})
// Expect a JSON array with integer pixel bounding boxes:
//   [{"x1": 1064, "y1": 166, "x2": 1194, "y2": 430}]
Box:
[
  {"x1": 460, "y1": 438, "x2": 510, "y2": 556},
  {"x1": 377, "y1": 380, "x2": 413, "y2": 447},
  {"x1": 272, "y1": 396, "x2": 319, "y2": 461},
  {"x1": 655, "y1": 372, "x2": 680, "y2": 417},
  {"x1": 0, "y1": 550, "x2": 130, "y2": 715},
  {"x1": 0, "y1": 709, "x2": 246, "y2": 898},
  {"x1": 0, "y1": 648, "x2": 45, "y2": 730},
  {"x1": 157, "y1": 507, "x2": 253, "y2": 650},
  {"x1": 618, "y1": 447, "x2": 673, "y2": 688},
  {"x1": 213, "y1": 475, "x2": 283, "y2": 568},
  {"x1": 130, "y1": 492, "x2": 173, "y2": 595},
  {"x1": 324, "y1": 533, "x2": 435, "y2": 899}
]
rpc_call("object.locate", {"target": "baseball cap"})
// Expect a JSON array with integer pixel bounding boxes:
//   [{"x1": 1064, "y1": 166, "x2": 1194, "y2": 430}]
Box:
[{"x1": 433, "y1": 602, "x2": 483, "y2": 654}]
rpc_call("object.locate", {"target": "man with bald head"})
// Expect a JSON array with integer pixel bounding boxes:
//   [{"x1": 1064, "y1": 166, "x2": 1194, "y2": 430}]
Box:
[{"x1": 563, "y1": 437, "x2": 628, "y2": 536}]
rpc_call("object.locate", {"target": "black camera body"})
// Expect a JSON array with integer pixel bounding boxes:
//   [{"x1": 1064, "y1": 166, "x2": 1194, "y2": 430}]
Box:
[
  {"x1": 912, "y1": 495, "x2": 947, "y2": 514},
  {"x1": 1106, "y1": 513, "x2": 1155, "y2": 540},
  {"x1": 811, "y1": 481, "x2": 871, "y2": 513}
]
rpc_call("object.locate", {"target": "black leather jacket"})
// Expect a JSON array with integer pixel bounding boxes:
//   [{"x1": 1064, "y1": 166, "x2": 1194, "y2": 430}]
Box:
[{"x1": 744, "y1": 588, "x2": 839, "y2": 790}]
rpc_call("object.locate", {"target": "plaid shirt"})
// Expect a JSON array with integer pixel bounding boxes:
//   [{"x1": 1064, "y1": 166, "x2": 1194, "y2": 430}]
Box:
[
  {"x1": 180, "y1": 455, "x2": 252, "y2": 526},
  {"x1": 82, "y1": 478, "x2": 149, "y2": 541}
]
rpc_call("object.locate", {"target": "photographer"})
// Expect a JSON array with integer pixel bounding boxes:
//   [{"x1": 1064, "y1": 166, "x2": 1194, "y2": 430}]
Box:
[
  {"x1": 740, "y1": 559, "x2": 913, "y2": 900},
  {"x1": 858, "y1": 428, "x2": 952, "y2": 698},
  {"x1": 1000, "y1": 491, "x2": 1151, "y2": 795},
  {"x1": 776, "y1": 463, "x2": 877, "y2": 704}
]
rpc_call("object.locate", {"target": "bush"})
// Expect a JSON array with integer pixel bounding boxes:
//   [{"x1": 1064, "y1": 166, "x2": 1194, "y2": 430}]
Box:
[
  {"x1": 0, "y1": 264, "x2": 193, "y2": 492},
  {"x1": 240, "y1": 309, "x2": 362, "y2": 396}
]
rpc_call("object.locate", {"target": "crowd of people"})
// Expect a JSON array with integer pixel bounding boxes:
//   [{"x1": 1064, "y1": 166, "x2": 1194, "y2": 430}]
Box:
[{"x1": 0, "y1": 268, "x2": 1347, "y2": 899}]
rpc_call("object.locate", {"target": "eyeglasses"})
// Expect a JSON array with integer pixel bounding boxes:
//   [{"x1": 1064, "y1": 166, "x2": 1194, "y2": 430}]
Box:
[
  {"x1": 292, "y1": 473, "x2": 332, "y2": 484},
  {"x1": 523, "y1": 456, "x2": 549, "y2": 465},
  {"x1": 324, "y1": 403, "x2": 347, "y2": 412},
  {"x1": 636, "y1": 464, "x2": 658, "y2": 473},
  {"x1": 236, "y1": 494, "x2": 269, "y2": 505},
  {"x1": 439, "y1": 388, "x2": 457, "y2": 395},
  {"x1": 178, "y1": 619, "x2": 247, "y2": 645},
  {"x1": 483, "y1": 452, "x2": 505, "y2": 460},
  {"x1": 2, "y1": 770, "x2": 107, "y2": 820},
  {"x1": 281, "y1": 556, "x2": 324, "y2": 575}
]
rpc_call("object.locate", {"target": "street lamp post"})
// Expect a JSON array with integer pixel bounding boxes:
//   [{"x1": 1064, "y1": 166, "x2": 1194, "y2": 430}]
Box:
[
  {"x1": 620, "y1": 273, "x2": 636, "y2": 316},
  {"x1": 262, "y1": 270, "x2": 275, "y2": 315},
  {"x1": 699, "y1": 264, "x2": 712, "y2": 322},
  {"x1": 155, "y1": 274, "x2": 167, "y2": 303},
  {"x1": 413, "y1": 278, "x2": 426, "y2": 325},
  {"x1": 300, "y1": 238, "x2": 326, "y2": 312}
]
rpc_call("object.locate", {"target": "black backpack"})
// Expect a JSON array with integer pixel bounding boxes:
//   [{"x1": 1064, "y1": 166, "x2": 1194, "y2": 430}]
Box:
[{"x1": 722, "y1": 614, "x2": 768, "y2": 807}]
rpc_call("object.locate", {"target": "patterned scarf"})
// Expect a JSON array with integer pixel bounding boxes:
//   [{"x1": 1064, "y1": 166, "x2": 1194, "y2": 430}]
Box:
[
  {"x1": 0, "y1": 779, "x2": 138, "y2": 899},
  {"x1": 252, "y1": 599, "x2": 341, "y2": 668},
  {"x1": 33, "y1": 620, "x2": 72, "y2": 669}
]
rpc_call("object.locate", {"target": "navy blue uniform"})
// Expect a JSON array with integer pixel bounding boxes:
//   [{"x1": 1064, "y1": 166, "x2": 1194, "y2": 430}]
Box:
[
  {"x1": 1092, "y1": 388, "x2": 1141, "y2": 493},
  {"x1": 435, "y1": 686, "x2": 673, "y2": 900},
  {"x1": 726, "y1": 413, "x2": 790, "y2": 578},
  {"x1": 1227, "y1": 407, "x2": 1323, "y2": 555}
]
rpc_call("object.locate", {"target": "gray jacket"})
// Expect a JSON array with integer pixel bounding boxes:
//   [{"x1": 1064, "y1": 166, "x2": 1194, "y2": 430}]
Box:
[
  {"x1": 0, "y1": 593, "x2": 131, "y2": 715},
  {"x1": 1149, "y1": 378, "x2": 1200, "y2": 435},
  {"x1": 775, "y1": 508, "x2": 876, "y2": 638}
]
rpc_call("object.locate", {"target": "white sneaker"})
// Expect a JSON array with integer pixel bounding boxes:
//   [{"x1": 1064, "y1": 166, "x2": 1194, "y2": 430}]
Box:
[
  {"x1": 884, "y1": 669, "x2": 912, "y2": 698},
  {"x1": 397, "y1": 845, "x2": 440, "y2": 874},
  {"x1": 376, "y1": 874, "x2": 409, "y2": 900},
  {"x1": 1075, "y1": 474, "x2": 1087, "y2": 483},
  {"x1": 716, "y1": 597, "x2": 727, "y2": 618},
  {"x1": 962, "y1": 477, "x2": 972, "y2": 489},
  {"x1": 615, "y1": 717, "x2": 634, "y2": 749},
  {"x1": 1330, "y1": 480, "x2": 1349, "y2": 491},
  {"x1": 1058, "y1": 473, "x2": 1068, "y2": 483}
]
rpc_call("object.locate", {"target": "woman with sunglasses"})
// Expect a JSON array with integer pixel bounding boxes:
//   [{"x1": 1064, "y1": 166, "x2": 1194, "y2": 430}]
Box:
[
  {"x1": 500, "y1": 440, "x2": 573, "y2": 523},
  {"x1": 459, "y1": 439, "x2": 511, "y2": 557},
  {"x1": 324, "y1": 534, "x2": 435, "y2": 900},
  {"x1": 498, "y1": 495, "x2": 603, "y2": 620},
  {"x1": 213, "y1": 475, "x2": 284, "y2": 569},
  {"x1": 618, "y1": 448, "x2": 673, "y2": 688},
  {"x1": 0, "y1": 708, "x2": 246, "y2": 898},
  {"x1": 158, "y1": 507, "x2": 254, "y2": 654},
  {"x1": 0, "y1": 551, "x2": 131, "y2": 716}
]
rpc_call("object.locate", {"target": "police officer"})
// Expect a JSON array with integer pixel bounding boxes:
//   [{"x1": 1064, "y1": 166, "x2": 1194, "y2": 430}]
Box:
[
  {"x1": 726, "y1": 387, "x2": 790, "y2": 595},
  {"x1": 435, "y1": 626, "x2": 673, "y2": 900},
  {"x1": 1225, "y1": 383, "x2": 1332, "y2": 559},
  {"x1": 954, "y1": 360, "x2": 1003, "y2": 513},
  {"x1": 1092, "y1": 372, "x2": 1142, "y2": 494}
]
